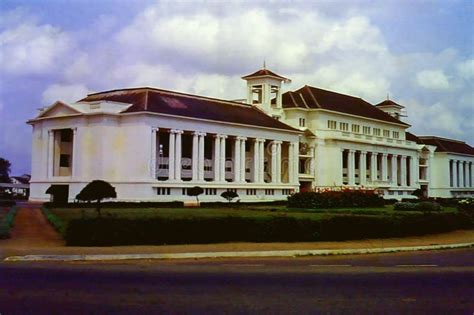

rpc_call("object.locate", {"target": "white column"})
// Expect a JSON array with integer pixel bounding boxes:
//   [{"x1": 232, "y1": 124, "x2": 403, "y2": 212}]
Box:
[
  {"x1": 400, "y1": 155, "x2": 407, "y2": 186},
  {"x1": 276, "y1": 141, "x2": 282, "y2": 183},
  {"x1": 150, "y1": 127, "x2": 158, "y2": 179},
  {"x1": 47, "y1": 130, "x2": 54, "y2": 178},
  {"x1": 213, "y1": 135, "x2": 220, "y2": 182},
  {"x1": 381, "y1": 153, "x2": 388, "y2": 182},
  {"x1": 391, "y1": 155, "x2": 398, "y2": 186},
  {"x1": 288, "y1": 142, "x2": 295, "y2": 184},
  {"x1": 359, "y1": 151, "x2": 367, "y2": 186},
  {"x1": 253, "y1": 139, "x2": 260, "y2": 182},
  {"x1": 174, "y1": 130, "x2": 182, "y2": 181},
  {"x1": 452, "y1": 160, "x2": 457, "y2": 187},
  {"x1": 469, "y1": 162, "x2": 473, "y2": 188},
  {"x1": 198, "y1": 132, "x2": 206, "y2": 181},
  {"x1": 192, "y1": 132, "x2": 199, "y2": 181},
  {"x1": 219, "y1": 136, "x2": 227, "y2": 182},
  {"x1": 234, "y1": 137, "x2": 241, "y2": 182},
  {"x1": 72, "y1": 128, "x2": 78, "y2": 178},
  {"x1": 409, "y1": 156, "x2": 416, "y2": 187},
  {"x1": 168, "y1": 131, "x2": 175, "y2": 181},
  {"x1": 259, "y1": 139, "x2": 265, "y2": 183},
  {"x1": 370, "y1": 152, "x2": 377, "y2": 183},
  {"x1": 309, "y1": 146, "x2": 316, "y2": 178},
  {"x1": 348, "y1": 150, "x2": 355, "y2": 186},
  {"x1": 240, "y1": 137, "x2": 247, "y2": 182},
  {"x1": 459, "y1": 161, "x2": 465, "y2": 188},
  {"x1": 271, "y1": 141, "x2": 278, "y2": 183}
]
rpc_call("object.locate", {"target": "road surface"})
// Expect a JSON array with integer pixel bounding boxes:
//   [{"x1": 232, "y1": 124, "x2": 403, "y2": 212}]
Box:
[{"x1": 1, "y1": 248, "x2": 473, "y2": 314}]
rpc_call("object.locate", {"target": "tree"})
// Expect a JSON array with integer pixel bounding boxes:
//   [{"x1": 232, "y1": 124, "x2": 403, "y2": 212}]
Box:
[
  {"x1": 0, "y1": 157, "x2": 11, "y2": 183},
  {"x1": 76, "y1": 180, "x2": 117, "y2": 217},
  {"x1": 187, "y1": 186, "x2": 204, "y2": 203},
  {"x1": 221, "y1": 191, "x2": 239, "y2": 203}
]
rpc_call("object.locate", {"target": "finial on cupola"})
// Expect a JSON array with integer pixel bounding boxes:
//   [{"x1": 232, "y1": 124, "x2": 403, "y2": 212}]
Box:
[
  {"x1": 263, "y1": 59, "x2": 266, "y2": 69},
  {"x1": 387, "y1": 93, "x2": 390, "y2": 100}
]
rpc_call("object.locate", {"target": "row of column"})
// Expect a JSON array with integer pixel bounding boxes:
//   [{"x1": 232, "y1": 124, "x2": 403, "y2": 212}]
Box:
[
  {"x1": 151, "y1": 128, "x2": 298, "y2": 184},
  {"x1": 450, "y1": 160, "x2": 473, "y2": 188},
  {"x1": 46, "y1": 128, "x2": 78, "y2": 178},
  {"x1": 344, "y1": 150, "x2": 416, "y2": 187}
]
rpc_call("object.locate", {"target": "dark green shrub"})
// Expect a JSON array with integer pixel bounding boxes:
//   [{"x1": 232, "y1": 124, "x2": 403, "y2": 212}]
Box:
[
  {"x1": 221, "y1": 191, "x2": 239, "y2": 203},
  {"x1": 394, "y1": 202, "x2": 418, "y2": 211},
  {"x1": 0, "y1": 200, "x2": 16, "y2": 207},
  {"x1": 416, "y1": 201, "x2": 441, "y2": 212},
  {"x1": 76, "y1": 180, "x2": 117, "y2": 217},
  {"x1": 288, "y1": 189, "x2": 385, "y2": 209},
  {"x1": 44, "y1": 201, "x2": 184, "y2": 209},
  {"x1": 187, "y1": 186, "x2": 204, "y2": 202},
  {"x1": 64, "y1": 212, "x2": 473, "y2": 246},
  {"x1": 394, "y1": 201, "x2": 441, "y2": 212},
  {"x1": 0, "y1": 206, "x2": 17, "y2": 239}
]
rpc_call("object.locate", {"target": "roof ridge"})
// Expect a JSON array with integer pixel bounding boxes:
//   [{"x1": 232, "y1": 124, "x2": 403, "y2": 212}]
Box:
[
  {"x1": 86, "y1": 86, "x2": 253, "y2": 109},
  {"x1": 418, "y1": 136, "x2": 467, "y2": 144},
  {"x1": 304, "y1": 85, "x2": 322, "y2": 108}
]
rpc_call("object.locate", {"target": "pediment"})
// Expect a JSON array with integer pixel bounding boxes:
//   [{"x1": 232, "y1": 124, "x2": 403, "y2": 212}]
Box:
[{"x1": 37, "y1": 101, "x2": 82, "y2": 118}]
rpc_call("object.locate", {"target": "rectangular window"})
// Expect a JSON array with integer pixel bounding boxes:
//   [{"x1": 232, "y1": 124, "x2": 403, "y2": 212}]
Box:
[
  {"x1": 383, "y1": 129, "x2": 390, "y2": 137},
  {"x1": 339, "y1": 122, "x2": 349, "y2": 131},
  {"x1": 373, "y1": 128, "x2": 381, "y2": 136},
  {"x1": 60, "y1": 129, "x2": 72, "y2": 142},
  {"x1": 363, "y1": 126, "x2": 371, "y2": 135},
  {"x1": 205, "y1": 188, "x2": 217, "y2": 195},
  {"x1": 265, "y1": 189, "x2": 274, "y2": 195},
  {"x1": 227, "y1": 188, "x2": 237, "y2": 193},
  {"x1": 327, "y1": 120, "x2": 337, "y2": 129},
  {"x1": 299, "y1": 118, "x2": 306, "y2": 127},
  {"x1": 157, "y1": 187, "x2": 171, "y2": 195},
  {"x1": 59, "y1": 154, "x2": 70, "y2": 167},
  {"x1": 246, "y1": 189, "x2": 257, "y2": 195},
  {"x1": 351, "y1": 124, "x2": 360, "y2": 133},
  {"x1": 392, "y1": 131, "x2": 400, "y2": 139},
  {"x1": 282, "y1": 189, "x2": 294, "y2": 195}
]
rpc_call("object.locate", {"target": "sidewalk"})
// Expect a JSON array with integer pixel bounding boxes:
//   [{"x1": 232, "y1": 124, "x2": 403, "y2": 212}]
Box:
[{"x1": 1, "y1": 205, "x2": 473, "y2": 261}]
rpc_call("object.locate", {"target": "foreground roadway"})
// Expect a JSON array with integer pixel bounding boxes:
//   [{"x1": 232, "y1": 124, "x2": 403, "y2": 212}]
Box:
[{"x1": 1, "y1": 248, "x2": 473, "y2": 314}]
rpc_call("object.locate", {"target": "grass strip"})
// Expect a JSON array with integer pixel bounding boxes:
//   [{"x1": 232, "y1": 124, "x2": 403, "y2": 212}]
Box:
[{"x1": 0, "y1": 206, "x2": 17, "y2": 239}]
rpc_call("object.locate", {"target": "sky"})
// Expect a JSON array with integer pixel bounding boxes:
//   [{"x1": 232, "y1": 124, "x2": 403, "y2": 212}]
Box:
[{"x1": 0, "y1": 0, "x2": 473, "y2": 175}]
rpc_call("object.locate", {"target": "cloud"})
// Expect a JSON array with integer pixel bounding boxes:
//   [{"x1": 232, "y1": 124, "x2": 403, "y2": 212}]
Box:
[
  {"x1": 457, "y1": 59, "x2": 474, "y2": 80},
  {"x1": 42, "y1": 84, "x2": 92, "y2": 105},
  {"x1": 415, "y1": 70, "x2": 450, "y2": 90},
  {"x1": 0, "y1": 11, "x2": 73, "y2": 75}
]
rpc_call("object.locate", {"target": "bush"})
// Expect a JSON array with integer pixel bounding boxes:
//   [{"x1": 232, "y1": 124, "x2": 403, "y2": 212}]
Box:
[
  {"x1": 0, "y1": 206, "x2": 17, "y2": 239},
  {"x1": 458, "y1": 198, "x2": 474, "y2": 214},
  {"x1": 64, "y1": 212, "x2": 473, "y2": 246},
  {"x1": 0, "y1": 200, "x2": 16, "y2": 207},
  {"x1": 43, "y1": 201, "x2": 185, "y2": 209},
  {"x1": 42, "y1": 207, "x2": 66, "y2": 235},
  {"x1": 394, "y1": 201, "x2": 441, "y2": 212},
  {"x1": 288, "y1": 189, "x2": 385, "y2": 209}
]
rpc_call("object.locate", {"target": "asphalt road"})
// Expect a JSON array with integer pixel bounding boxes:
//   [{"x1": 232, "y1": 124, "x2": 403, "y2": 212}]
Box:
[{"x1": 1, "y1": 249, "x2": 473, "y2": 314}]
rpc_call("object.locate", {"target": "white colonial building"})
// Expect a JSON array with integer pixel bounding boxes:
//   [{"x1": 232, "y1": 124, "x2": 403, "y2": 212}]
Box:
[{"x1": 27, "y1": 67, "x2": 474, "y2": 202}]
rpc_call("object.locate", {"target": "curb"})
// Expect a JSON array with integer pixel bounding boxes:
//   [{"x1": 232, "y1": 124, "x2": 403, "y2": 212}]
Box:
[{"x1": 4, "y1": 242, "x2": 474, "y2": 262}]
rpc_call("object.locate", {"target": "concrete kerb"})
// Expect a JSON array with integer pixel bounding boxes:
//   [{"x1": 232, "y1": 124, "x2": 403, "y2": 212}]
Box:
[{"x1": 4, "y1": 242, "x2": 474, "y2": 262}]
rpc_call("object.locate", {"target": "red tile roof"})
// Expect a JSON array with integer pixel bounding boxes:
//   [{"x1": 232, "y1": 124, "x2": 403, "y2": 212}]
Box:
[
  {"x1": 417, "y1": 136, "x2": 474, "y2": 156},
  {"x1": 282, "y1": 85, "x2": 410, "y2": 126},
  {"x1": 241, "y1": 68, "x2": 289, "y2": 82},
  {"x1": 80, "y1": 87, "x2": 299, "y2": 132},
  {"x1": 405, "y1": 132, "x2": 420, "y2": 142}
]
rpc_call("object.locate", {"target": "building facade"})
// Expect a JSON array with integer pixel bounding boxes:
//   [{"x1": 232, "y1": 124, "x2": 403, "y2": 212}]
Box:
[{"x1": 27, "y1": 67, "x2": 474, "y2": 202}]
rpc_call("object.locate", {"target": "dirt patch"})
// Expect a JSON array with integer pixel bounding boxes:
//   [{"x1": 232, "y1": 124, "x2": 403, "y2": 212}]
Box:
[{"x1": 2, "y1": 206, "x2": 64, "y2": 248}]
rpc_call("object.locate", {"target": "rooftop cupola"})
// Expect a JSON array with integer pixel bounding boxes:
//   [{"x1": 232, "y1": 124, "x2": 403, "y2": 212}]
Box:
[
  {"x1": 375, "y1": 97, "x2": 406, "y2": 121},
  {"x1": 242, "y1": 65, "x2": 291, "y2": 118}
]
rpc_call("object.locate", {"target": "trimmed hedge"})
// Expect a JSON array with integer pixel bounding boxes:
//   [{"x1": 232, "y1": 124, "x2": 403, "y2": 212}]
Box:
[
  {"x1": 44, "y1": 201, "x2": 184, "y2": 209},
  {"x1": 0, "y1": 206, "x2": 17, "y2": 239},
  {"x1": 64, "y1": 212, "x2": 473, "y2": 246},
  {"x1": 394, "y1": 201, "x2": 441, "y2": 212},
  {"x1": 288, "y1": 190, "x2": 385, "y2": 209},
  {"x1": 0, "y1": 200, "x2": 16, "y2": 207},
  {"x1": 41, "y1": 207, "x2": 66, "y2": 235}
]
